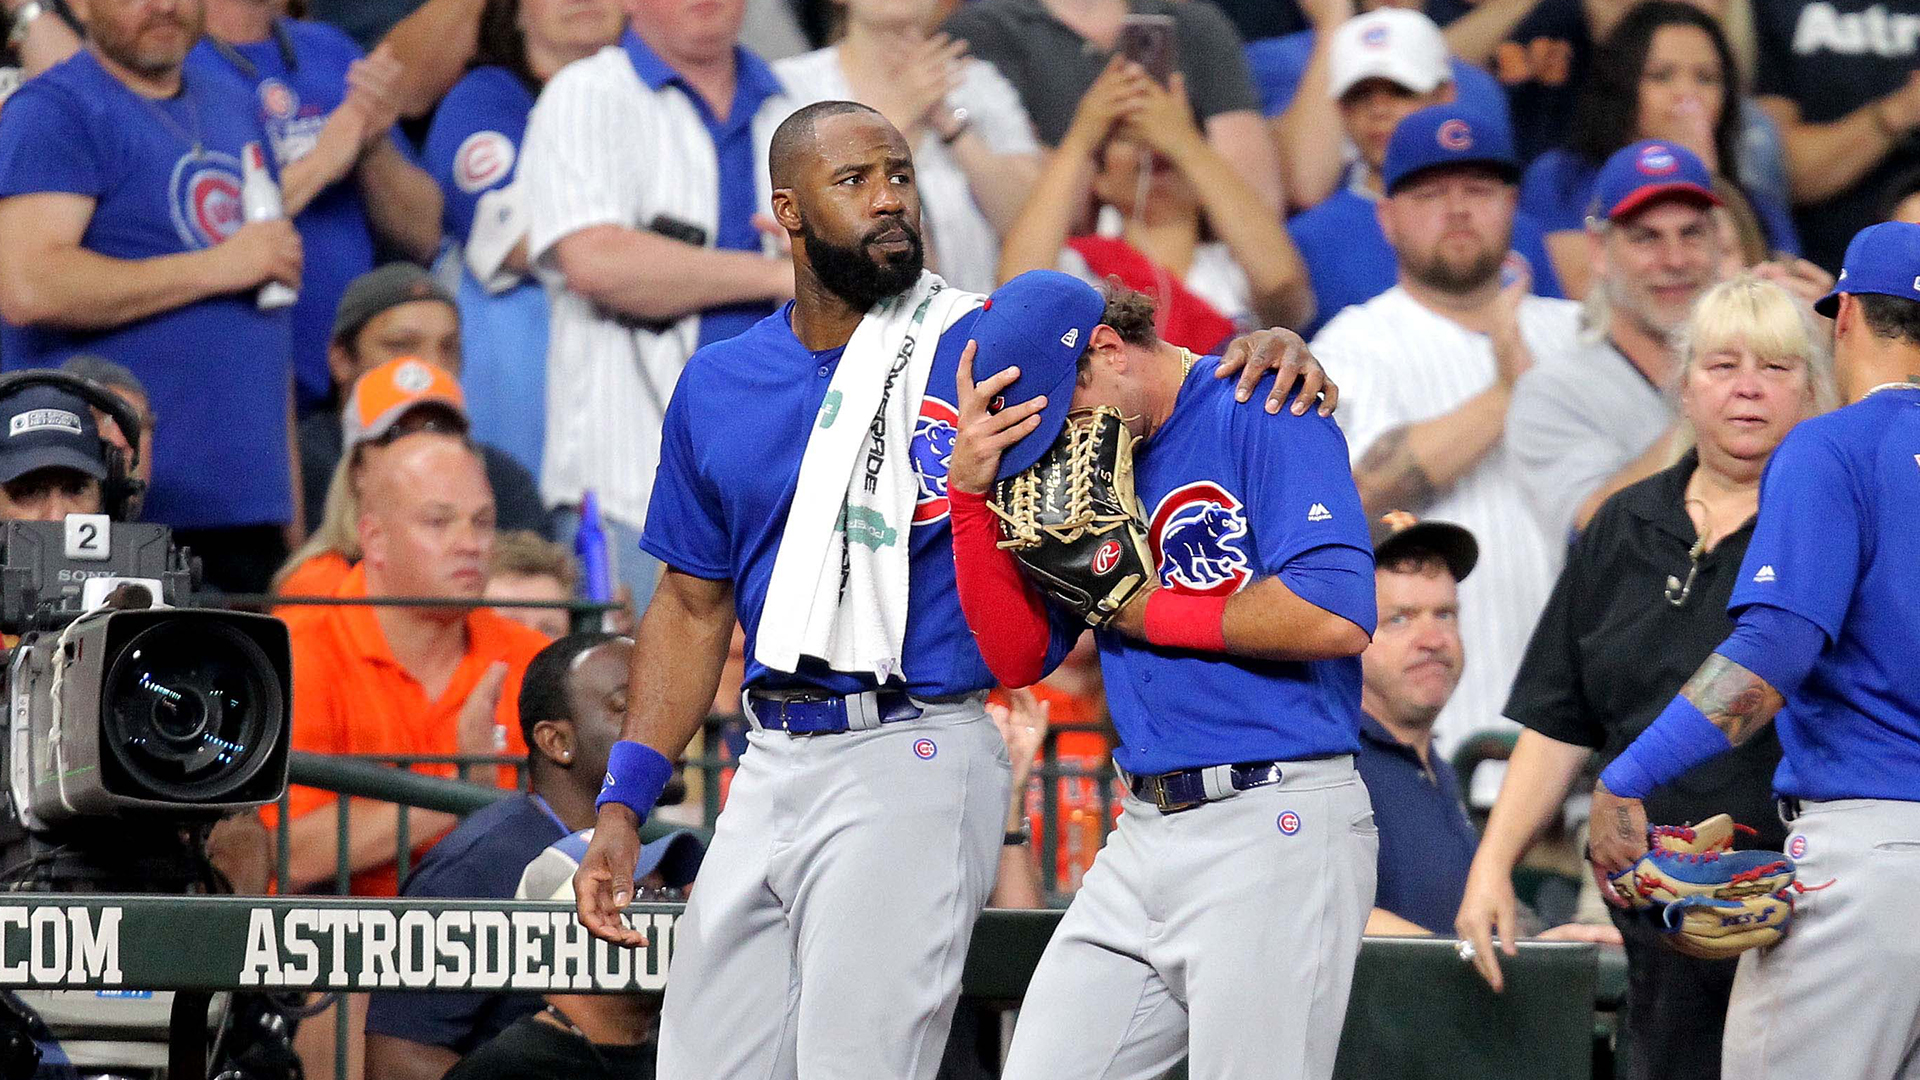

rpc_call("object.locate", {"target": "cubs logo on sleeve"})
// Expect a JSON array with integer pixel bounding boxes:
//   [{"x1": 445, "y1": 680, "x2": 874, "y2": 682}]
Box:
[
  {"x1": 168, "y1": 151, "x2": 246, "y2": 249},
  {"x1": 910, "y1": 396, "x2": 958, "y2": 526},
  {"x1": 454, "y1": 131, "x2": 517, "y2": 194},
  {"x1": 1148, "y1": 481, "x2": 1253, "y2": 596}
]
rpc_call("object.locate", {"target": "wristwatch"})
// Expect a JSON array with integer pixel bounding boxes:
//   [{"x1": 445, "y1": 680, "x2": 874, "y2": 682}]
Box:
[
  {"x1": 7, "y1": 1, "x2": 47, "y2": 50},
  {"x1": 1003, "y1": 826, "x2": 1031, "y2": 846}
]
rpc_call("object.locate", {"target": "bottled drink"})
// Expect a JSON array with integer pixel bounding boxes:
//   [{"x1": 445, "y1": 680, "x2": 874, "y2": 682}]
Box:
[{"x1": 240, "y1": 142, "x2": 297, "y2": 311}]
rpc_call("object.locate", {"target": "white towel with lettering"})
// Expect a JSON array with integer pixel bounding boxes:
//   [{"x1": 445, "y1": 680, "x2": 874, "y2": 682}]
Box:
[{"x1": 758, "y1": 272, "x2": 982, "y2": 682}]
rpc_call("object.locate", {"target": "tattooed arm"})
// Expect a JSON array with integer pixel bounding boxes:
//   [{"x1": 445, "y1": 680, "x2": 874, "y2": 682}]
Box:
[
  {"x1": 1352, "y1": 384, "x2": 1511, "y2": 518},
  {"x1": 1681, "y1": 655, "x2": 1785, "y2": 746}
]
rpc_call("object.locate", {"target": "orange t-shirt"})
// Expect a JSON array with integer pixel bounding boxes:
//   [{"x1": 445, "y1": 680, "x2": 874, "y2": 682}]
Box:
[{"x1": 271, "y1": 562, "x2": 548, "y2": 895}]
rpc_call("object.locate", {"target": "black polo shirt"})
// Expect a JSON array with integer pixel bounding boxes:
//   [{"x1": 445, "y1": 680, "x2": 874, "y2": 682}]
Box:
[
  {"x1": 1354, "y1": 713, "x2": 1479, "y2": 934},
  {"x1": 1505, "y1": 452, "x2": 1786, "y2": 850}
]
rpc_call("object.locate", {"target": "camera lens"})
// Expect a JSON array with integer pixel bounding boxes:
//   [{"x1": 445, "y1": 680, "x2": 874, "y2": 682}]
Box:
[{"x1": 102, "y1": 617, "x2": 285, "y2": 802}]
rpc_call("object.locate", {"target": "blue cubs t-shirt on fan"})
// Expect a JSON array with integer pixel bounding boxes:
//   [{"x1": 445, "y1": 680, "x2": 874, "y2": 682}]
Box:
[
  {"x1": 187, "y1": 19, "x2": 383, "y2": 412},
  {"x1": 642, "y1": 301, "x2": 1080, "y2": 699},
  {"x1": 422, "y1": 65, "x2": 549, "y2": 478},
  {"x1": 1098, "y1": 357, "x2": 1376, "y2": 776},
  {"x1": 0, "y1": 50, "x2": 293, "y2": 529},
  {"x1": 1728, "y1": 389, "x2": 1920, "y2": 804}
]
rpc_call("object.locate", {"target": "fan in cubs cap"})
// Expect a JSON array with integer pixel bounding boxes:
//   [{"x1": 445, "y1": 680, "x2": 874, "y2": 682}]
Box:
[
  {"x1": 967, "y1": 270, "x2": 1107, "y2": 479},
  {"x1": 1381, "y1": 105, "x2": 1519, "y2": 195},
  {"x1": 1328, "y1": 8, "x2": 1452, "y2": 102},
  {"x1": 1814, "y1": 221, "x2": 1920, "y2": 318},
  {"x1": 1589, "y1": 140, "x2": 1722, "y2": 223}
]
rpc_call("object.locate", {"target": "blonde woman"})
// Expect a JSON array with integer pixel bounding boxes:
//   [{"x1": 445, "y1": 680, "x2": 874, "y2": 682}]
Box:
[{"x1": 1455, "y1": 273, "x2": 1836, "y2": 1080}]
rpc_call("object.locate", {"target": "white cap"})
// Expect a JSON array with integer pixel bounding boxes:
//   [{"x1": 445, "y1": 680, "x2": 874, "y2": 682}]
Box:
[{"x1": 1328, "y1": 8, "x2": 1452, "y2": 101}]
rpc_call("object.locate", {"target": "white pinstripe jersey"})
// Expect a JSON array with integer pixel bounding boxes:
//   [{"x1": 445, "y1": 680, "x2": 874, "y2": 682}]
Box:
[
  {"x1": 1312, "y1": 287, "x2": 1582, "y2": 754},
  {"x1": 520, "y1": 44, "x2": 792, "y2": 530}
]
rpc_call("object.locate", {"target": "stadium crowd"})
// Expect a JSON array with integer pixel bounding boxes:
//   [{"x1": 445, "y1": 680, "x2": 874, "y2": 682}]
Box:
[{"x1": 0, "y1": 0, "x2": 1916, "y2": 1075}]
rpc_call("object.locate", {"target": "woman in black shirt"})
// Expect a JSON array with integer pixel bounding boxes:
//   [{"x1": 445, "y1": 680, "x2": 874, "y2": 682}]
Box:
[{"x1": 1456, "y1": 273, "x2": 1837, "y2": 1079}]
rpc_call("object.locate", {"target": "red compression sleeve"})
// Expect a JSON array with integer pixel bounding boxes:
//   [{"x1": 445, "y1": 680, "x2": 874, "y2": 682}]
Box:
[
  {"x1": 950, "y1": 487, "x2": 1052, "y2": 687},
  {"x1": 1144, "y1": 590, "x2": 1229, "y2": 652}
]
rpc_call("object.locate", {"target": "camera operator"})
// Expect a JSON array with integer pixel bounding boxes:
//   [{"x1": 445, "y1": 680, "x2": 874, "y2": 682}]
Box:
[
  {"x1": 59, "y1": 354, "x2": 154, "y2": 494},
  {"x1": 0, "y1": 381, "x2": 108, "y2": 523}
]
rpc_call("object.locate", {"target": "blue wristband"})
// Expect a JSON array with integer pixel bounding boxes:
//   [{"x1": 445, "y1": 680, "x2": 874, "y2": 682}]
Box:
[
  {"x1": 1599, "y1": 694, "x2": 1731, "y2": 800},
  {"x1": 596, "y1": 740, "x2": 674, "y2": 824}
]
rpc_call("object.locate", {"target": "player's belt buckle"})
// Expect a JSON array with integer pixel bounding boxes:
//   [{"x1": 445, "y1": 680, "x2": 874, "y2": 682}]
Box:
[{"x1": 1139, "y1": 774, "x2": 1202, "y2": 813}]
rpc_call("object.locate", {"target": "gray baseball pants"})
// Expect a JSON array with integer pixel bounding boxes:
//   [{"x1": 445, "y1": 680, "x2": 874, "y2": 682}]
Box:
[
  {"x1": 656, "y1": 698, "x2": 1009, "y2": 1080},
  {"x1": 1723, "y1": 797, "x2": 1920, "y2": 1079},
  {"x1": 1001, "y1": 756, "x2": 1377, "y2": 1080}
]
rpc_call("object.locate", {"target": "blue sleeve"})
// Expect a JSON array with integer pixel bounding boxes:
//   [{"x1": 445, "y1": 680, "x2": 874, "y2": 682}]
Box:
[
  {"x1": 1728, "y1": 426, "x2": 1863, "y2": 639},
  {"x1": 1244, "y1": 34, "x2": 1312, "y2": 117},
  {"x1": 1279, "y1": 542, "x2": 1377, "y2": 635},
  {"x1": 1714, "y1": 602, "x2": 1826, "y2": 698},
  {"x1": 0, "y1": 83, "x2": 104, "y2": 199},
  {"x1": 1233, "y1": 381, "x2": 1375, "y2": 627},
  {"x1": 1450, "y1": 60, "x2": 1512, "y2": 144},
  {"x1": 1511, "y1": 212, "x2": 1565, "y2": 298},
  {"x1": 1517, "y1": 151, "x2": 1592, "y2": 235},
  {"x1": 423, "y1": 70, "x2": 532, "y2": 242},
  {"x1": 1750, "y1": 185, "x2": 1802, "y2": 256},
  {"x1": 638, "y1": 374, "x2": 733, "y2": 579}
]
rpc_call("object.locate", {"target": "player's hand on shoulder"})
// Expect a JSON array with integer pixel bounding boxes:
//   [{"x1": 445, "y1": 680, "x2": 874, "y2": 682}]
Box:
[
  {"x1": 576, "y1": 807, "x2": 652, "y2": 947},
  {"x1": 215, "y1": 219, "x2": 304, "y2": 293},
  {"x1": 949, "y1": 340, "x2": 1046, "y2": 495},
  {"x1": 1215, "y1": 327, "x2": 1338, "y2": 417}
]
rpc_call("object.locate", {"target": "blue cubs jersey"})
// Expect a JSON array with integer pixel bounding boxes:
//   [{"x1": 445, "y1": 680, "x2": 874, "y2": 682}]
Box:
[
  {"x1": 642, "y1": 301, "x2": 1079, "y2": 698},
  {"x1": 1099, "y1": 356, "x2": 1376, "y2": 775},
  {"x1": 187, "y1": 19, "x2": 383, "y2": 412},
  {"x1": 0, "y1": 50, "x2": 293, "y2": 529},
  {"x1": 422, "y1": 65, "x2": 548, "y2": 477},
  {"x1": 1728, "y1": 389, "x2": 1920, "y2": 802}
]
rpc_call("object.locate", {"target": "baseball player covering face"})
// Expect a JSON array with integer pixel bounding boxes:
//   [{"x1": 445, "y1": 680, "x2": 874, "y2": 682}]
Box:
[
  {"x1": 1588, "y1": 222, "x2": 1920, "y2": 1080},
  {"x1": 572, "y1": 101, "x2": 1339, "y2": 1080},
  {"x1": 948, "y1": 271, "x2": 1380, "y2": 1080}
]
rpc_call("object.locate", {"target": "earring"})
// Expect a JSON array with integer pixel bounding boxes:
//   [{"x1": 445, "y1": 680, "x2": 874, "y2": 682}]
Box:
[{"x1": 561, "y1": 752, "x2": 571, "y2": 761}]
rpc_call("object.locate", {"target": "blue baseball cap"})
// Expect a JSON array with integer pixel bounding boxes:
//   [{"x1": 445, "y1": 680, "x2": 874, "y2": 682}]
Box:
[
  {"x1": 969, "y1": 270, "x2": 1106, "y2": 480},
  {"x1": 1382, "y1": 106, "x2": 1518, "y2": 195},
  {"x1": 0, "y1": 384, "x2": 108, "y2": 484},
  {"x1": 1815, "y1": 221, "x2": 1920, "y2": 318},
  {"x1": 1590, "y1": 140, "x2": 1720, "y2": 222}
]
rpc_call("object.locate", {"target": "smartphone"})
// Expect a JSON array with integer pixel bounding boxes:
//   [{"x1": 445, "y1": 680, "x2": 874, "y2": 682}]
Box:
[
  {"x1": 647, "y1": 214, "x2": 709, "y2": 249},
  {"x1": 1115, "y1": 14, "x2": 1177, "y2": 87}
]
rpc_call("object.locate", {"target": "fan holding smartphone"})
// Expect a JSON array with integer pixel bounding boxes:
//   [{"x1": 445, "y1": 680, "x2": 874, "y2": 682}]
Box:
[
  {"x1": 942, "y1": 0, "x2": 1282, "y2": 208},
  {"x1": 997, "y1": 54, "x2": 1314, "y2": 349}
]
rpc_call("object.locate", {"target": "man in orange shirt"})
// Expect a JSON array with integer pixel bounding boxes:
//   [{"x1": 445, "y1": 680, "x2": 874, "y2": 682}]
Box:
[
  {"x1": 277, "y1": 426, "x2": 548, "y2": 897},
  {"x1": 275, "y1": 355, "x2": 471, "y2": 602}
]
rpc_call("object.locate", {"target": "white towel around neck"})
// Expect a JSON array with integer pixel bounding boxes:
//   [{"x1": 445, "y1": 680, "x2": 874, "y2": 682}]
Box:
[{"x1": 757, "y1": 272, "x2": 983, "y2": 683}]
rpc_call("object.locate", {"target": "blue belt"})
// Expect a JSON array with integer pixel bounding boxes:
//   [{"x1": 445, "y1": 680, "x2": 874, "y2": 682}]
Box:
[
  {"x1": 1122, "y1": 761, "x2": 1287, "y2": 813},
  {"x1": 745, "y1": 689, "x2": 923, "y2": 735}
]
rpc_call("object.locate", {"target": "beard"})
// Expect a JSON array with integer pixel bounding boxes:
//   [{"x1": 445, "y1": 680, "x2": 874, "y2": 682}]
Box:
[
  {"x1": 1603, "y1": 273, "x2": 1699, "y2": 342},
  {"x1": 1401, "y1": 241, "x2": 1506, "y2": 295},
  {"x1": 804, "y1": 217, "x2": 925, "y2": 311},
  {"x1": 93, "y1": 6, "x2": 203, "y2": 76}
]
